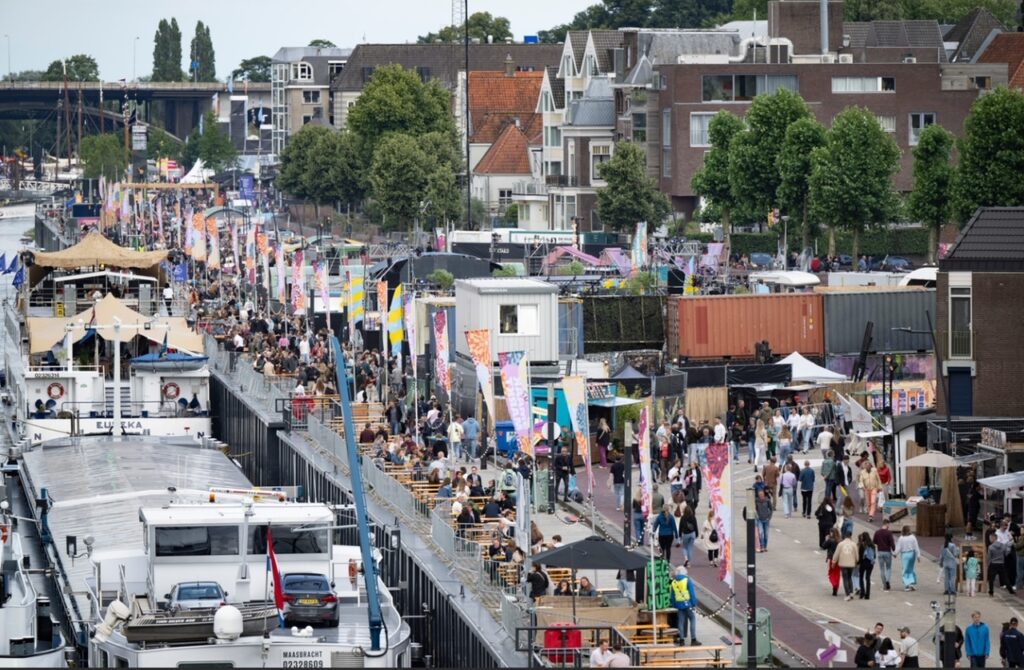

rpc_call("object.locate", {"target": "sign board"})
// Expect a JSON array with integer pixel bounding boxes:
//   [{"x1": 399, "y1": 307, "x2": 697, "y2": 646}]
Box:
[
  {"x1": 645, "y1": 558, "x2": 672, "y2": 611},
  {"x1": 239, "y1": 175, "x2": 255, "y2": 201},
  {"x1": 981, "y1": 427, "x2": 1007, "y2": 450},
  {"x1": 131, "y1": 124, "x2": 147, "y2": 151}
]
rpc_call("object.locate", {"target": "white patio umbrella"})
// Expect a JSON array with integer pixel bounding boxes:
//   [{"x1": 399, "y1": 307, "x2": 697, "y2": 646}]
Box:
[{"x1": 901, "y1": 450, "x2": 957, "y2": 469}]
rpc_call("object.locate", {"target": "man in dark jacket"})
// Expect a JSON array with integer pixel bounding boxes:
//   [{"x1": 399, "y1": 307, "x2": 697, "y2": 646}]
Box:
[
  {"x1": 553, "y1": 447, "x2": 575, "y2": 502},
  {"x1": 1001, "y1": 617, "x2": 1024, "y2": 668},
  {"x1": 855, "y1": 633, "x2": 877, "y2": 667}
]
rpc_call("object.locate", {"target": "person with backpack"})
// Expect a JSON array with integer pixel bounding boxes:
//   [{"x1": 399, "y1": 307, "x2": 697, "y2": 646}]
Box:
[
  {"x1": 526, "y1": 563, "x2": 549, "y2": 601},
  {"x1": 678, "y1": 505, "x2": 699, "y2": 568},
  {"x1": 702, "y1": 510, "x2": 720, "y2": 567},
  {"x1": 670, "y1": 566, "x2": 701, "y2": 646},
  {"x1": 821, "y1": 450, "x2": 837, "y2": 502},
  {"x1": 799, "y1": 460, "x2": 816, "y2": 518}
]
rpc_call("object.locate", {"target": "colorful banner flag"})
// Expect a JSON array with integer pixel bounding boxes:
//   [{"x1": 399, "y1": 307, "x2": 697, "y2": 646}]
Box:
[
  {"x1": 376, "y1": 280, "x2": 388, "y2": 313},
  {"x1": 498, "y1": 351, "x2": 533, "y2": 457},
  {"x1": 191, "y1": 213, "x2": 206, "y2": 262},
  {"x1": 349, "y1": 276, "x2": 365, "y2": 325},
  {"x1": 291, "y1": 249, "x2": 306, "y2": 314},
  {"x1": 230, "y1": 219, "x2": 240, "y2": 274},
  {"x1": 266, "y1": 527, "x2": 285, "y2": 627},
  {"x1": 562, "y1": 375, "x2": 593, "y2": 495},
  {"x1": 434, "y1": 309, "x2": 451, "y2": 397},
  {"x1": 465, "y1": 329, "x2": 496, "y2": 428},
  {"x1": 275, "y1": 245, "x2": 286, "y2": 302},
  {"x1": 702, "y1": 442, "x2": 733, "y2": 587},
  {"x1": 387, "y1": 284, "x2": 404, "y2": 356},
  {"x1": 244, "y1": 224, "x2": 256, "y2": 283},
  {"x1": 402, "y1": 289, "x2": 417, "y2": 372},
  {"x1": 207, "y1": 217, "x2": 221, "y2": 270},
  {"x1": 637, "y1": 404, "x2": 652, "y2": 516},
  {"x1": 183, "y1": 211, "x2": 194, "y2": 255},
  {"x1": 313, "y1": 260, "x2": 330, "y2": 314},
  {"x1": 631, "y1": 221, "x2": 648, "y2": 272}
]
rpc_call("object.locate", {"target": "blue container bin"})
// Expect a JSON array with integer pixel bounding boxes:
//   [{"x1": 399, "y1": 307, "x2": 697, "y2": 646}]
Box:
[{"x1": 494, "y1": 421, "x2": 519, "y2": 458}]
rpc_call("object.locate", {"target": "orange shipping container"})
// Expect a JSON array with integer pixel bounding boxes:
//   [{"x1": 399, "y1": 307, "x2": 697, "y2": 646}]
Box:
[{"x1": 668, "y1": 293, "x2": 825, "y2": 360}]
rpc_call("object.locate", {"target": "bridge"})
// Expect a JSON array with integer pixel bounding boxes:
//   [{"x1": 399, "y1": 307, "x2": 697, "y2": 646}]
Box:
[{"x1": 0, "y1": 81, "x2": 272, "y2": 138}]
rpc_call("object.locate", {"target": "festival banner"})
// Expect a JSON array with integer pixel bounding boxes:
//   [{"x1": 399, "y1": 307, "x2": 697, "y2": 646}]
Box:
[
  {"x1": 313, "y1": 260, "x2": 330, "y2": 313},
  {"x1": 434, "y1": 310, "x2": 451, "y2": 397},
  {"x1": 562, "y1": 375, "x2": 594, "y2": 494},
  {"x1": 402, "y1": 289, "x2": 417, "y2": 372},
  {"x1": 349, "y1": 276, "x2": 365, "y2": 325},
  {"x1": 244, "y1": 224, "x2": 256, "y2": 283},
  {"x1": 465, "y1": 329, "x2": 496, "y2": 427},
  {"x1": 291, "y1": 249, "x2": 306, "y2": 313},
  {"x1": 702, "y1": 442, "x2": 733, "y2": 588},
  {"x1": 184, "y1": 210, "x2": 195, "y2": 255},
  {"x1": 191, "y1": 213, "x2": 207, "y2": 262},
  {"x1": 631, "y1": 221, "x2": 648, "y2": 272},
  {"x1": 387, "y1": 284, "x2": 404, "y2": 356},
  {"x1": 376, "y1": 280, "x2": 388, "y2": 315},
  {"x1": 498, "y1": 351, "x2": 533, "y2": 457},
  {"x1": 207, "y1": 217, "x2": 221, "y2": 270},
  {"x1": 230, "y1": 220, "x2": 239, "y2": 274},
  {"x1": 275, "y1": 245, "x2": 286, "y2": 302},
  {"x1": 637, "y1": 404, "x2": 652, "y2": 516}
]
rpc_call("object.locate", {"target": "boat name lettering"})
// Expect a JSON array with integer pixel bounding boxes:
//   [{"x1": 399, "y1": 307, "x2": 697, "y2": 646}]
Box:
[
  {"x1": 94, "y1": 420, "x2": 144, "y2": 430},
  {"x1": 34, "y1": 373, "x2": 62, "y2": 378},
  {"x1": 282, "y1": 651, "x2": 324, "y2": 659},
  {"x1": 282, "y1": 662, "x2": 323, "y2": 668}
]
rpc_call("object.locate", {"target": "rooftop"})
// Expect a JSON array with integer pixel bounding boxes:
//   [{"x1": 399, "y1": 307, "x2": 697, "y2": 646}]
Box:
[
  {"x1": 473, "y1": 123, "x2": 532, "y2": 175},
  {"x1": 468, "y1": 70, "x2": 544, "y2": 145},
  {"x1": 977, "y1": 32, "x2": 1024, "y2": 89},
  {"x1": 843, "y1": 19, "x2": 949, "y2": 62},
  {"x1": 945, "y1": 8, "x2": 1007, "y2": 62},
  {"x1": 272, "y1": 46, "x2": 352, "y2": 63},
  {"x1": 941, "y1": 207, "x2": 1024, "y2": 272},
  {"x1": 456, "y1": 277, "x2": 557, "y2": 293}
]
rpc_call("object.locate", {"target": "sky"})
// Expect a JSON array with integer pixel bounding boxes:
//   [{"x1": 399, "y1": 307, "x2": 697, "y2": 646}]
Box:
[{"x1": 1, "y1": 0, "x2": 593, "y2": 81}]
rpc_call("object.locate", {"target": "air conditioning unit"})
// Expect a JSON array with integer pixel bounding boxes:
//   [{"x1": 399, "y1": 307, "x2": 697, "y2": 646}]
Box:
[
  {"x1": 838, "y1": 53, "x2": 854, "y2": 64},
  {"x1": 903, "y1": 56, "x2": 917, "y2": 63},
  {"x1": 822, "y1": 54, "x2": 837, "y2": 64}
]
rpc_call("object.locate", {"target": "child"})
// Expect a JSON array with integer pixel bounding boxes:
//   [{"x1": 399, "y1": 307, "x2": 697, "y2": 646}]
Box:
[{"x1": 964, "y1": 549, "x2": 980, "y2": 597}]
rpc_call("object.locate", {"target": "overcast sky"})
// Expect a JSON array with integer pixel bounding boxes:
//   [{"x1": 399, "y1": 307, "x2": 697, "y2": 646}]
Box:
[{"x1": 1, "y1": 1, "x2": 591, "y2": 81}]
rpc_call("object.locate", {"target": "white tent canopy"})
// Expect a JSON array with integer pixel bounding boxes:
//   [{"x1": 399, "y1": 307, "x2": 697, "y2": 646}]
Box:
[
  {"x1": 777, "y1": 352, "x2": 848, "y2": 383},
  {"x1": 180, "y1": 158, "x2": 215, "y2": 184}
]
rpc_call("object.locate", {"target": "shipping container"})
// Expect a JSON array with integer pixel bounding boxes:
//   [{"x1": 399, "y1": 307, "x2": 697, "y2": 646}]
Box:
[
  {"x1": 822, "y1": 287, "x2": 936, "y2": 355},
  {"x1": 668, "y1": 293, "x2": 825, "y2": 360}
]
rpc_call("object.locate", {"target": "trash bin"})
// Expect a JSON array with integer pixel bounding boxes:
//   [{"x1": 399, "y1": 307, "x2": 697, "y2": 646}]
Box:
[
  {"x1": 738, "y1": 607, "x2": 773, "y2": 665},
  {"x1": 494, "y1": 421, "x2": 518, "y2": 458}
]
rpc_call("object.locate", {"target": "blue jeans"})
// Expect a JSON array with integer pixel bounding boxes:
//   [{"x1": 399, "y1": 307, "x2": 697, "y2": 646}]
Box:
[
  {"x1": 676, "y1": 607, "x2": 696, "y2": 642},
  {"x1": 633, "y1": 513, "x2": 646, "y2": 544},
  {"x1": 450, "y1": 440, "x2": 462, "y2": 460},
  {"x1": 680, "y1": 532, "x2": 696, "y2": 564},
  {"x1": 878, "y1": 551, "x2": 893, "y2": 586},
  {"x1": 756, "y1": 519, "x2": 770, "y2": 549},
  {"x1": 944, "y1": 566, "x2": 957, "y2": 594},
  {"x1": 614, "y1": 483, "x2": 625, "y2": 509},
  {"x1": 696, "y1": 443, "x2": 708, "y2": 468},
  {"x1": 782, "y1": 488, "x2": 795, "y2": 516},
  {"x1": 747, "y1": 440, "x2": 756, "y2": 462},
  {"x1": 731, "y1": 439, "x2": 740, "y2": 462}
]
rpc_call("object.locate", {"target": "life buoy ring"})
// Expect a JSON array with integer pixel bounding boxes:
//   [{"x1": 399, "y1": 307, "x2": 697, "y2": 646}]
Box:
[
  {"x1": 162, "y1": 382, "x2": 180, "y2": 400},
  {"x1": 47, "y1": 382, "x2": 65, "y2": 400},
  {"x1": 0, "y1": 525, "x2": 8, "y2": 543}
]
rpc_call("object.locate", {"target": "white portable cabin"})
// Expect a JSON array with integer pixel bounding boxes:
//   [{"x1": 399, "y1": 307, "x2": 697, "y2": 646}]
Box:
[{"x1": 454, "y1": 278, "x2": 559, "y2": 364}]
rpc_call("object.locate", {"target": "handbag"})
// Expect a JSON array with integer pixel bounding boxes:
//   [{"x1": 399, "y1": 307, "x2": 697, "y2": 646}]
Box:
[{"x1": 709, "y1": 528, "x2": 719, "y2": 543}]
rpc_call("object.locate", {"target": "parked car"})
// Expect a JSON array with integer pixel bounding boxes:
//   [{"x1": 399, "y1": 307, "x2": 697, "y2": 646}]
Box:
[
  {"x1": 281, "y1": 573, "x2": 339, "y2": 627},
  {"x1": 839, "y1": 254, "x2": 854, "y2": 268},
  {"x1": 749, "y1": 252, "x2": 775, "y2": 269},
  {"x1": 165, "y1": 582, "x2": 227, "y2": 610},
  {"x1": 869, "y1": 255, "x2": 914, "y2": 272}
]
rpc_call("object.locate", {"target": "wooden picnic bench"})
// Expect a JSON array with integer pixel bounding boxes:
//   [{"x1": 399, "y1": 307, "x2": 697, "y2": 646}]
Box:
[{"x1": 636, "y1": 643, "x2": 727, "y2": 667}]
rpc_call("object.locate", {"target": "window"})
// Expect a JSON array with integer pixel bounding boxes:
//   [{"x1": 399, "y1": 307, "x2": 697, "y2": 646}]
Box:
[
  {"x1": 499, "y1": 304, "x2": 538, "y2": 335},
  {"x1": 584, "y1": 54, "x2": 597, "y2": 76},
  {"x1": 416, "y1": 66, "x2": 431, "y2": 83},
  {"x1": 155, "y1": 526, "x2": 239, "y2": 556},
  {"x1": 248, "y1": 525, "x2": 328, "y2": 554},
  {"x1": 290, "y1": 62, "x2": 313, "y2": 81},
  {"x1": 876, "y1": 115, "x2": 896, "y2": 133},
  {"x1": 909, "y1": 112, "x2": 935, "y2": 145},
  {"x1": 974, "y1": 76, "x2": 992, "y2": 90},
  {"x1": 662, "y1": 108, "x2": 672, "y2": 177},
  {"x1": 632, "y1": 112, "x2": 647, "y2": 142},
  {"x1": 544, "y1": 126, "x2": 561, "y2": 148},
  {"x1": 498, "y1": 189, "x2": 513, "y2": 209},
  {"x1": 302, "y1": 90, "x2": 321, "y2": 104},
  {"x1": 542, "y1": 91, "x2": 555, "y2": 112},
  {"x1": 591, "y1": 209, "x2": 603, "y2": 231},
  {"x1": 547, "y1": 161, "x2": 562, "y2": 176},
  {"x1": 591, "y1": 144, "x2": 611, "y2": 181},
  {"x1": 361, "y1": 66, "x2": 375, "y2": 83},
  {"x1": 302, "y1": 115, "x2": 313, "y2": 125},
  {"x1": 949, "y1": 287, "x2": 972, "y2": 358},
  {"x1": 328, "y1": 62, "x2": 345, "y2": 80},
  {"x1": 831, "y1": 76, "x2": 895, "y2": 93},
  {"x1": 690, "y1": 112, "x2": 714, "y2": 147},
  {"x1": 115, "y1": 657, "x2": 129, "y2": 668},
  {"x1": 562, "y1": 54, "x2": 574, "y2": 77},
  {"x1": 701, "y1": 74, "x2": 798, "y2": 101}
]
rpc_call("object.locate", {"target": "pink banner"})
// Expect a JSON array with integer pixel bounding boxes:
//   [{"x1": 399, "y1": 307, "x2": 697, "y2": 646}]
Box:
[
  {"x1": 465, "y1": 329, "x2": 495, "y2": 427},
  {"x1": 498, "y1": 351, "x2": 533, "y2": 456},
  {"x1": 275, "y1": 245, "x2": 286, "y2": 302},
  {"x1": 434, "y1": 310, "x2": 451, "y2": 397},
  {"x1": 702, "y1": 443, "x2": 734, "y2": 588},
  {"x1": 403, "y1": 290, "x2": 417, "y2": 373},
  {"x1": 291, "y1": 249, "x2": 306, "y2": 313},
  {"x1": 637, "y1": 405, "x2": 652, "y2": 516},
  {"x1": 562, "y1": 375, "x2": 593, "y2": 495}
]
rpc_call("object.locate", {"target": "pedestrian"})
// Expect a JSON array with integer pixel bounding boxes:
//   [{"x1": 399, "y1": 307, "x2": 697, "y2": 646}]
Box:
[
  {"x1": 894, "y1": 525, "x2": 921, "y2": 591},
  {"x1": 162, "y1": 282, "x2": 174, "y2": 315},
  {"x1": 1014, "y1": 528, "x2": 1024, "y2": 592},
  {"x1": 821, "y1": 450, "x2": 837, "y2": 502},
  {"x1": 855, "y1": 633, "x2": 877, "y2": 668},
  {"x1": 631, "y1": 495, "x2": 646, "y2": 546},
  {"x1": 989, "y1": 532, "x2": 1014, "y2": 596},
  {"x1": 755, "y1": 488, "x2": 773, "y2": 553},
  {"x1": 447, "y1": 414, "x2": 464, "y2": 461},
  {"x1": 873, "y1": 519, "x2": 896, "y2": 591},
  {"x1": 965, "y1": 548, "x2": 981, "y2": 597},
  {"x1": 553, "y1": 446, "x2": 574, "y2": 502},
  {"x1": 941, "y1": 532, "x2": 961, "y2": 596},
  {"x1": 596, "y1": 418, "x2": 612, "y2": 468},
  {"x1": 898, "y1": 626, "x2": 920, "y2": 667},
  {"x1": 815, "y1": 497, "x2": 838, "y2": 549},
  {"x1": 670, "y1": 566, "x2": 701, "y2": 646},
  {"x1": 609, "y1": 454, "x2": 625, "y2": 510},
  {"x1": 781, "y1": 466, "x2": 797, "y2": 518},
  {"x1": 799, "y1": 460, "x2": 815, "y2": 518},
  {"x1": 836, "y1": 530, "x2": 860, "y2": 600},
  {"x1": 875, "y1": 637, "x2": 900, "y2": 667},
  {"x1": 1001, "y1": 617, "x2": 1024, "y2": 668},
  {"x1": 702, "y1": 510, "x2": 720, "y2": 567},
  {"x1": 965, "y1": 611, "x2": 990, "y2": 668},
  {"x1": 824, "y1": 527, "x2": 842, "y2": 596},
  {"x1": 839, "y1": 495, "x2": 856, "y2": 538},
  {"x1": 859, "y1": 461, "x2": 882, "y2": 522},
  {"x1": 678, "y1": 505, "x2": 698, "y2": 567},
  {"x1": 526, "y1": 563, "x2": 550, "y2": 601},
  {"x1": 858, "y1": 532, "x2": 876, "y2": 600},
  {"x1": 652, "y1": 505, "x2": 679, "y2": 563},
  {"x1": 606, "y1": 644, "x2": 632, "y2": 668}
]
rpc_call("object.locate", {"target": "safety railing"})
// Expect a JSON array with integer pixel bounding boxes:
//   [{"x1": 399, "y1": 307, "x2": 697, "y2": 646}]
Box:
[{"x1": 59, "y1": 399, "x2": 205, "y2": 419}]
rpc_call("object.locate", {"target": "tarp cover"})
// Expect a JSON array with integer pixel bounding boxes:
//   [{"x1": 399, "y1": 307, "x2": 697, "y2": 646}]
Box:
[
  {"x1": 28, "y1": 294, "x2": 202, "y2": 354},
  {"x1": 777, "y1": 351, "x2": 848, "y2": 383},
  {"x1": 33, "y1": 232, "x2": 168, "y2": 270}
]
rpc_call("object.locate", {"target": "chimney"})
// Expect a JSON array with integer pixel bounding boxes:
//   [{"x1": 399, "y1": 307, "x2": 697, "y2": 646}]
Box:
[
  {"x1": 820, "y1": 0, "x2": 830, "y2": 54},
  {"x1": 504, "y1": 53, "x2": 515, "y2": 77}
]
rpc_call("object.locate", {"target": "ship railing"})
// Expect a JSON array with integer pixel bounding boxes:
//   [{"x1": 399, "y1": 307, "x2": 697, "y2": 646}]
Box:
[
  {"x1": 4, "y1": 305, "x2": 20, "y2": 348},
  {"x1": 362, "y1": 453, "x2": 422, "y2": 519},
  {"x1": 308, "y1": 411, "x2": 350, "y2": 470},
  {"x1": 58, "y1": 399, "x2": 206, "y2": 419},
  {"x1": 26, "y1": 364, "x2": 104, "y2": 375}
]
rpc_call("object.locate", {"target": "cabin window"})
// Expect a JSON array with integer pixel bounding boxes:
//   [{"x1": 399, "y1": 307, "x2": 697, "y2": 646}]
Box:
[
  {"x1": 154, "y1": 526, "x2": 239, "y2": 557},
  {"x1": 499, "y1": 304, "x2": 538, "y2": 336},
  {"x1": 248, "y1": 525, "x2": 328, "y2": 554}
]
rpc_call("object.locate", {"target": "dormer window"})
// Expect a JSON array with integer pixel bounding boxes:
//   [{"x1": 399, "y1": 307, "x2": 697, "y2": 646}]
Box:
[
  {"x1": 562, "y1": 54, "x2": 574, "y2": 77},
  {"x1": 290, "y1": 62, "x2": 313, "y2": 81}
]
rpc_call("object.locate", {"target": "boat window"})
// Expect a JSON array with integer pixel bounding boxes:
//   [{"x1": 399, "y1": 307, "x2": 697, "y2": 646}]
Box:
[
  {"x1": 115, "y1": 657, "x2": 129, "y2": 668},
  {"x1": 154, "y1": 526, "x2": 239, "y2": 556},
  {"x1": 248, "y1": 526, "x2": 328, "y2": 554}
]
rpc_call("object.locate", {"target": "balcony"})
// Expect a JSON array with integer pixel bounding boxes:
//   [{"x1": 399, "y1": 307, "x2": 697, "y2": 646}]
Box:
[
  {"x1": 545, "y1": 175, "x2": 580, "y2": 188},
  {"x1": 511, "y1": 181, "x2": 548, "y2": 197},
  {"x1": 949, "y1": 330, "x2": 972, "y2": 359}
]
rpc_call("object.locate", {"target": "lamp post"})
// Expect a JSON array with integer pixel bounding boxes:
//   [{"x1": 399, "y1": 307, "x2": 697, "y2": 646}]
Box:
[
  {"x1": 743, "y1": 487, "x2": 757, "y2": 669},
  {"x1": 892, "y1": 310, "x2": 953, "y2": 453}
]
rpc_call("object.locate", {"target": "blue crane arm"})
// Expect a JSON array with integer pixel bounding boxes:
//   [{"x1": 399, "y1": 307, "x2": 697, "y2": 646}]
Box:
[{"x1": 329, "y1": 336, "x2": 383, "y2": 650}]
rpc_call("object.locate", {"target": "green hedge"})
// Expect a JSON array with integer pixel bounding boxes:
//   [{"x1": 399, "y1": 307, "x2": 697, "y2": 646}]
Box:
[{"x1": 685, "y1": 228, "x2": 930, "y2": 257}]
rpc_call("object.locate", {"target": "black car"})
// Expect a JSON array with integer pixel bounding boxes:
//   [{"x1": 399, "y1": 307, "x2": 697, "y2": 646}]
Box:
[{"x1": 281, "y1": 573, "x2": 339, "y2": 627}]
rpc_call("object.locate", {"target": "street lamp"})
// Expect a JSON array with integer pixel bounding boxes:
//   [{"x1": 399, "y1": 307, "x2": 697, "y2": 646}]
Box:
[
  {"x1": 742, "y1": 487, "x2": 758, "y2": 669},
  {"x1": 892, "y1": 310, "x2": 954, "y2": 453}
]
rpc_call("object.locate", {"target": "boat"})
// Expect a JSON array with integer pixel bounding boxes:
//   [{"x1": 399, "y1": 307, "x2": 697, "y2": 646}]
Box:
[
  {"x1": 129, "y1": 352, "x2": 210, "y2": 373},
  {"x1": 0, "y1": 202, "x2": 36, "y2": 220},
  {"x1": 12, "y1": 434, "x2": 412, "y2": 667}
]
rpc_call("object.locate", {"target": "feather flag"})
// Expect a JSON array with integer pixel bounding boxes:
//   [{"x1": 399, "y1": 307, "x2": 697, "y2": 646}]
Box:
[
  {"x1": 256, "y1": 226, "x2": 269, "y2": 258},
  {"x1": 191, "y1": 213, "x2": 206, "y2": 262},
  {"x1": 275, "y1": 245, "x2": 286, "y2": 302},
  {"x1": 465, "y1": 329, "x2": 496, "y2": 428},
  {"x1": 387, "y1": 284, "x2": 403, "y2": 356},
  {"x1": 562, "y1": 375, "x2": 594, "y2": 494},
  {"x1": 312, "y1": 260, "x2": 330, "y2": 312},
  {"x1": 433, "y1": 309, "x2": 451, "y2": 396},
  {"x1": 245, "y1": 225, "x2": 256, "y2": 283},
  {"x1": 183, "y1": 213, "x2": 194, "y2": 256},
  {"x1": 348, "y1": 276, "x2": 364, "y2": 325},
  {"x1": 402, "y1": 288, "x2": 417, "y2": 372},
  {"x1": 206, "y1": 217, "x2": 220, "y2": 270},
  {"x1": 291, "y1": 249, "x2": 305, "y2": 314},
  {"x1": 497, "y1": 350, "x2": 532, "y2": 456},
  {"x1": 230, "y1": 220, "x2": 239, "y2": 274}
]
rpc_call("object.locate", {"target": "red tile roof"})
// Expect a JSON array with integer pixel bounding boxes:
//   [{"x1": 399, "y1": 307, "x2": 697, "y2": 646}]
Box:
[
  {"x1": 978, "y1": 33, "x2": 1024, "y2": 90},
  {"x1": 468, "y1": 70, "x2": 544, "y2": 144},
  {"x1": 473, "y1": 123, "x2": 532, "y2": 175}
]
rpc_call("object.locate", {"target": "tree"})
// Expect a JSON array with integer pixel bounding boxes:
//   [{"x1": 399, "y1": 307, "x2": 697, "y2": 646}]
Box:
[
  {"x1": 183, "y1": 111, "x2": 237, "y2": 172},
  {"x1": 418, "y1": 12, "x2": 513, "y2": 43},
  {"x1": 188, "y1": 21, "x2": 216, "y2": 82},
  {"x1": 308, "y1": 39, "x2": 337, "y2": 48},
  {"x1": 146, "y1": 127, "x2": 182, "y2": 162},
  {"x1": 951, "y1": 86, "x2": 1024, "y2": 223},
  {"x1": 347, "y1": 64, "x2": 455, "y2": 152},
  {"x1": 809, "y1": 106, "x2": 901, "y2": 260},
  {"x1": 427, "y1": 269, "x2": 455, "y2": 290},
  {"x1": 304, "y1": 130, "x2": 365, "y2": 213},
  {"x1": 595, "y1": 141, "x2": 670, "y2": 231},
  {"x1": 152, "y1": 18, "x2": 184, "y2": 82},
  {"x1": 80, "y1": 133, "x2": 125, "y2": 181},
  {"x1": 691, "y1": 110, "x2": 745, "y2": 238},
  {"x1": 2, "y1": 69, "x2": 44, "y2": 82},
  {"x1": 278, "y1": 124, "x2": 333, "y2": 199},
  {"x1": 539, "y1": 4, "x2": 612, "y2": 42},
  {"x1": 368, "y1": 134, "x2": 433, "y2": 231},
  {"x1": 232, "y1": 56, "x2": 271, "y2": 82},
  {"x1": 728, "y1": 88, "x2": 811, "y2": 223},
  {"x1": 465, "y1": 197, "x2": 489, "y2": 229},
  {"x1": 41, "y1": 55, "x2": 99, "y2": 82},
  {"x1": 650, "y1": 0, "x2": 732, "y2": 28},
  {"x1": 907, "y1": 124, "x2": 955, "y2": 262},
  {"x1": 778, "y1": 117, "x2": 828, "y2": 249}
]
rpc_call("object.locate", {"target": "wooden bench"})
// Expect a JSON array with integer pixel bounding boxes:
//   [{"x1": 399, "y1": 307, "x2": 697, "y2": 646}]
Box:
[{"x1": 636, "y1": 644, "x2": 727, "y2": 666}]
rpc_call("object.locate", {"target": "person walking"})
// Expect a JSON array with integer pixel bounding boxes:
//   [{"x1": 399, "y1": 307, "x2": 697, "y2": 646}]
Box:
[
  {"x1": 858, "y1": 532, "x2": 876, "y2": 600},
  {"x1": 755, "y1": 489, "x2": 773, "y2": 553},
  {"x1": 799, "y1": 460, "x2": 815, "y2": 518},
  {"x1": 595, "y1": 417, "x2": 612, "y2": 468},
  {"x1": 553, "y1": 446, "x2": 575, "y2": 502},
  {"x1": 965, "y1": 548, "x2": 981, "y2": 597},
  {"x1": 821, "y1": 450, "x2": 838, "y2": 502},
  {"x1": 965, "y1": 611, "x2": 990, "y2": 668},
  {"x1": 894, "y1": 525, "x2": 921, "y2": 591},
  {"x1": 762, "y1": 457, "x2": 780, "y2": 511},
  {"x1": 1001, "y1": 617, "x2": 1024, "y2": 668},
  {"x1": 652, "y1": 505, "x2": 679, "y2": 563},
  {"x1": 824, "y1": 527, "x2": 842, "y2": 596},
  {"x1": 836, "y1": 531, "x2": 860, "y2": 600},
  {"x1": 940, "y1": 533, "x2": 961, "y2": 596},
  {"x1": 609, "y1": 454, "x2": 625, "y2": 510},
  {"x1": 816, "y1": 497, "x2": 838, "y2": 549},
  {"x1": 859, "y1": 462, "x2": 882, "y2": 522},
  {"x1": 873, "y1": 520, "x2": 897, "y2": 591},
  {"x1": 754, "y1": 419, "x2": 768, "y2": 470},
  {"x1": 678, "y1": 505, "x2": 698, "y2": 567},
  {"x1": 898, "y1": 627, "x2": 920, "y2": 667},
  {"x1": 988, "y1": 532, "x2": 1013, "y2": 596},
  {"x1": 670, "y1": 566, "x2": 701, "y2": 646},
  {"x1": 631, "y1": 495, "x2": 646, "y2": 546},
  {"x1": 781, "y1": 466, "x2": 797, "y2": 518},
  {"x1": 701, "y1": 510, "x2": 720, "y2": 567}
]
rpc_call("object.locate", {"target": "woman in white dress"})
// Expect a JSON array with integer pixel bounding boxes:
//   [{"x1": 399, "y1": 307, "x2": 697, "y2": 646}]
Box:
[{"x1": 754, "y1": 419, "x2": 768, "y2": 470}]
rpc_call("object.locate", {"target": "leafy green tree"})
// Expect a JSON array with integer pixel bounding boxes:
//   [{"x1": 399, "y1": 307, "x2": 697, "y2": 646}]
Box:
[
  {"x1": 809, "y1": 106, "x2": 901, "y2": 260},
  {"x1": 232, "y1": 56, "x2": 271, "y2": 82},
  {"x1": 465, "y1": 197, "x2": 489, "y2": 229},
  {"x1": 278, "y1": 124, "x2": 333, "y2": 199},
  {"x1": 902, "y1": 0, "x2": 1016, "y2": 24},
  {"x1": 504, "y1": 203, "x2": 519, "y2": 224},
  {"x1": 595, "y1": 141, "x2": 670, "y2": 231},
  {"x1": 41, "y1": 55, "x2": 99, "y2": 82},
  {"x1": 558, "y1": 260, "x2": 587, "y2": 276},
  {"x1": 188, "y1": 21, "x2": 216, "y2": 82},
  {"x1": 907, "y1": 124, "x2": 954, "y2": 262},
  {"x1": 152, "y1": 18, "x2": 184, "y2": 82},
  {"x1": 493, "y1": 265, "x2": 519, "y2": 277},
  {"x1": 691, "y1": 110, "x2": 745, "y2": 240},
  {"x1": 418, "y1": 12, "x2": 513, "y2": 43},
  {"x1": 778, "y1": 117, "x2": 828, "y2": 249},
  {"x1": 539, "y1": 5, "x2": 612, "y2": 42},
  {"x1": 81, "y1": 133, "x2": 125, "y2": 181},
  {"x1": 305, "y1": 130, "x2": 365, "y2": 214},
  {"x1": 427, "y1": 269, "x2": 455, "y2": 290},
  {"x1": 2, "y1": 69, "x2": 44, "y2": 82},
  {"x1": 369, "y1": 134, "x2": 433, "y2": 231},
  {"x1": 728, "y1": 89, "x2": 811, "y2": 223},
  {"x1": 146, "y1": 127, "x2": 182, "y2": 161},
  {"x1": 308, "y1": 39, "x2": 337, "y2": 48},
  {"x1": 951, "y1": 86, "x2": 1024, "y2": 223},
  {"x1": 183, "y1": 112, "x2": 237, "y2": 172},
  {"x1": 729, "y1": 0, "x2": 770, "y2": 20}
]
